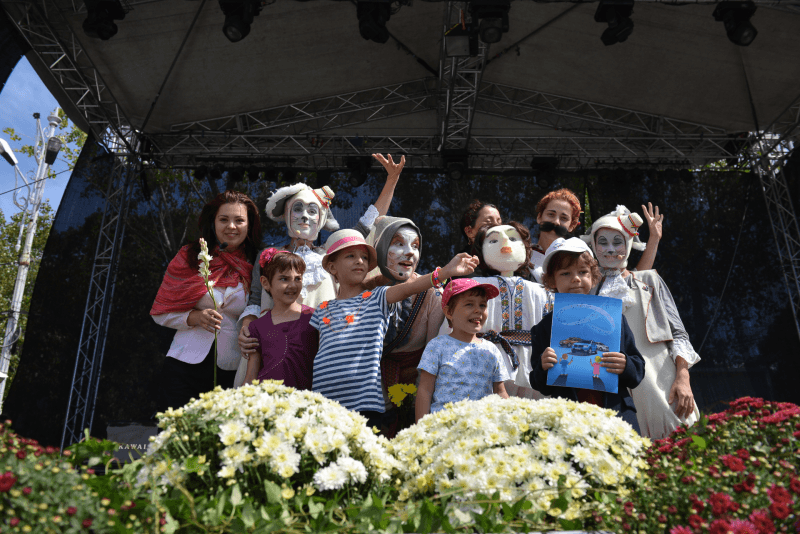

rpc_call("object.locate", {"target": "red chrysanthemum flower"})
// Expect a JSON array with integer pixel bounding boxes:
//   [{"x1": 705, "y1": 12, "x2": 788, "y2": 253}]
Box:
[
  {"x1": 0, "y1": 472, "x2": 17, "y2": 492},
  {"x1": 67, "y1": 507, "x2": 77, "y2": 516},
  {"x1": 721, "y1": 455, "x2": 746, "y2": 472},
  {"x1": 749, "y1": 510, "x2": 775, "y2": 534},
  {"x1": 669, "y1": 526, "x2": 693, "y2": 534},
  {"x1": 688, "y1": 514, "x2": 704, "y2": 529},
  {"x1": 768, "y1": 501, "x2": 791, "y2": 520},
  {"x1": 710, "y1": 519, "x2": 732, "y2": 534},
  {"x1": 82, "y1": 518, "x2": 93, "y2": 528},
  {"x1": 789, "y1": 477, "x2": 800, "y2": 494},
  {"x1": 709, "y1": 492, "x2": 733, "y2": 516},
  {"x1": 22, "y1": 486, "x2": 31, "y2": 495},
  {"x1": 767, "y1": 484, "x2": 792, "y2": 504},
  {"x1": 730, "y1": 519, "x2": 758, "y2": 534},
  {"x1": 736, "y1": 448, "x2": 750, "y2": 459},
  {"x1": 15, "y1": 450, "x2": 26, "y2": 460}
]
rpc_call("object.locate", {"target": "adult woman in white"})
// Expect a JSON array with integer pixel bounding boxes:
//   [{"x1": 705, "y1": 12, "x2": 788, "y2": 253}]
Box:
[
  {"x1": 582, "y1": 205, "x2": 699, "y2": 439},
  {"x1": 150, "y1": 190, "x2": 261, "y2": 412},
  {"x1": 234, "y1": 154, "x2": 406, "y2": 384},
  {"x1": 441, "y1": 222, "x2": 548, "y2": 399}
]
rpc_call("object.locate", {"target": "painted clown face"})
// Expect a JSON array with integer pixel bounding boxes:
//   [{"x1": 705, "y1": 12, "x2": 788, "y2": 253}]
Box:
[
  {"x1": 483, "y1": 225, "x2": 526, "y2": 275},
  {"x1": 385, "y1": 226, "x2": 420, "y2": 280},
  {"x1": 594, "y1": 228, "x2": 628, "y2": 270},
  {"x1": 286, "y1": 195, "x2": 322, "y2": 241}
]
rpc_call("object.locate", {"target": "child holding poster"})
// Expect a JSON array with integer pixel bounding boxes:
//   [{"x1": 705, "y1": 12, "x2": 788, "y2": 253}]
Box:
[{"x1": 529, "y1": 238, "x2": 645, "y2": 431}]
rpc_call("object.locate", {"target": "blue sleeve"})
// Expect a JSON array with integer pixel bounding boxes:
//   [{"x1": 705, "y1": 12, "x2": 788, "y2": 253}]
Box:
[
  {"x1": 310, "y1": 308, "x2": 321, "y2": 331},
  {"x1": 417, "y1": 338, "x2": 442, "y2": 377},
  {"x1": 374, "y1": 285, "x2": 391, "y2": 318},
  {"x1": 490, "y1": 344, "x2": 511, "y2": 382},
  {"x1": 619, "y1": 316, "x2": 645, "y2": 389},
  {"x1": 248, "y1": 254, "x2": 263, "y2": 308}
]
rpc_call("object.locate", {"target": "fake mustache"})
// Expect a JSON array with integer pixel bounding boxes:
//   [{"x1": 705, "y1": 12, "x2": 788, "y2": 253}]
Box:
[{"x1": 539, "y1": 221, "x2": 569, "y2": 237}]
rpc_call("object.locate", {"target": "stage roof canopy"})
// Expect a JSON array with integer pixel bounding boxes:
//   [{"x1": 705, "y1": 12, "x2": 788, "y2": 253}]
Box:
[{"x1": 5, "y1": 0, "x2": 800, "y2": 169}]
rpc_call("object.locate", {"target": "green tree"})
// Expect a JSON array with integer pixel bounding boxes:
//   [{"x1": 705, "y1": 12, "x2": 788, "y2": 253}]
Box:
[{"x1": 1, "y1": 203, "x2": 53, "y2": 398}]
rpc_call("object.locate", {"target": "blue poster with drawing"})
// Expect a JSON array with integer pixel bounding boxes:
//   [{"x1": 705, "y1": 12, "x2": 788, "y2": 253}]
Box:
[{"x1": 548, "y1": 293, "x2": 623, "y2": 394}]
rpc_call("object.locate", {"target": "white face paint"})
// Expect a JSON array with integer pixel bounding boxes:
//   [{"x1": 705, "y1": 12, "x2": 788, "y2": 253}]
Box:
[
  {"x1": 595, "y1": 228, "x2": 628, "y2": 270},
  {"x1": 385, "y1": 226, "x2": 420, "y2": 280},
  {"x1": 483, "y1": 225, "x2": 526, "y2": 276},
  {"x1": 287, "y1": 198, "x2": 321, "y2": 241}
]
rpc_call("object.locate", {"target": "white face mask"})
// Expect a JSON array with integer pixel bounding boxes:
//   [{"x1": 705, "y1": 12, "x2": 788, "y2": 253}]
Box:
[
  {"x1": 385, "y1": 227, "x2": 420, "y2": 280},
  {"x1": 483, "y1": 225, "x2": 526, "y2": 275},
  {"x1": 595, "y1": 228, "x2": 628, "y2": 270},
  {"x1": 287, "y1": 198, "x2": 321, "y2": 241}
]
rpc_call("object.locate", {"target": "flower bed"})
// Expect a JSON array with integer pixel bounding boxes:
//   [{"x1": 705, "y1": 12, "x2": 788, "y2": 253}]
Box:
[
  {"x1": 389, "y1": 396, "x2": 650, "y2": 528},
  {"x1": 617, "y1": 397, "x2": 799, "y2": 533}
]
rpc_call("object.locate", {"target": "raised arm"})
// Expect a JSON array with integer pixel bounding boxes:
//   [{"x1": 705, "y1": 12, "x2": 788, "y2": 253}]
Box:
[
  {"x1": 385, "y1": 253, "x2": 478, "y2": 304},
  {"x1": 372, "y1": 154, "x2": 405, "y2": 216},
  {"x1": 634, "y1": 203, "x2": 663, "y2": 271}
]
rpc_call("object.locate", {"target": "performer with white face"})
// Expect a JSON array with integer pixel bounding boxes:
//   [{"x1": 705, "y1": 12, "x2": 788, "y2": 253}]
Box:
[
  {"x1": 287, "y1": 197, "x2": 321, "y2": 242},
  {"x1": 440, "y1": 222, "x2": 548, "y2": 399},
  {"x1": 583, "y1": 205, "x2": 699, "y2": 439},
  {"x1": 361, "y1": 215, "x2": 445, "y2": 437}
]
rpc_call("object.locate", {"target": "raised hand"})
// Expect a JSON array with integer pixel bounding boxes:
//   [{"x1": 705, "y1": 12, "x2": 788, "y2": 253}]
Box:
[
  {"x1": 443, "y1": 253, "x2": 479, "y2": 278},
  {"x1": 641, "y1": 202, "x2": 664, "y2": 241},
  {"x1": 372, "y1": 153, "x2": 406, "y2": 180}
]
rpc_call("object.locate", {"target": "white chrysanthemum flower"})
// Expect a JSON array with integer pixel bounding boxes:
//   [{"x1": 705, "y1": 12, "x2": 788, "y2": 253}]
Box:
[{"x1": 313, "y1": 464, "x2": 348, "y2": 491}]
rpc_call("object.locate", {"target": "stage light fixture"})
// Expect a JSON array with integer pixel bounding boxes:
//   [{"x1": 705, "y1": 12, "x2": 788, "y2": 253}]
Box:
[
  {"x1": 210, "y1": 164, "x2": 224, "y2": 180},
  {"x1": 194, "y1": 165, "x2": 209, "y2": 181},
  {"x1": 594, "y1": 0, "x2": 634, "y2": 46},
  {"x1": 470, "y1": 0, "x2": 510, "y2": 44},
  {"x1": 447, "y1": 161, "x2": 466, "y2": 181},
  {"x1": 219, "y1": 0, "x2": 263, "y2": 43},
  {"x1": 713, "y1": 2, "x2": 757, "y2": 46},
  {"x1": 347, "y1": 156, "x2": 372, "y2": 187},
  {"x1": 82, "y1": 0, "x2": 126, "y2": 40},
  {"x1": 445, "y1": 26, "x2": 479, "y2": 57},
  {"x1": 357, "y1": 1, "x2": 392, "y2": 44}
]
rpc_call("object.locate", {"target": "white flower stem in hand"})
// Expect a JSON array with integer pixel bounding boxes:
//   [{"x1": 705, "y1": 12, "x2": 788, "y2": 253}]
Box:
[{"x1": 198, "y1": 238, "x2": 219, "y2": 388}]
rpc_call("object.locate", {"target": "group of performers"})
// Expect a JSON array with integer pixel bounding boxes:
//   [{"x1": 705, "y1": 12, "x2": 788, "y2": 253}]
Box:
[{"x1": 150, "y1": 154, "x2": 700, "y2": 440}]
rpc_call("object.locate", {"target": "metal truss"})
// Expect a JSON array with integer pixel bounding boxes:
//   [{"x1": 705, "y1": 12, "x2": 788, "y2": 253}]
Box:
[
  {"x1": 60, "y1": 151, "x2": 134, "y2": 449},
  {"x1": 749, "y1": 137, "x2": 800, "y2": 345},
  {"x1": 436, "y1": 2, "x2": 488, "y2": 154},
  {"x1": 169, "y1": 79, "x2": 437, "y2": 136},
  {"x1": 6, "y1": 0, "x2": 136, "y2": 153},
  {"x1": 147, "y1": 131, "x2": 737, "y2": 170}
]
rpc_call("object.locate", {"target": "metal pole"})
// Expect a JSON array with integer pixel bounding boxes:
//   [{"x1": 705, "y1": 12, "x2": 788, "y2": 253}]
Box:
[{"x1": 0, "y1": 110, "x2": 61, "y2": 409}]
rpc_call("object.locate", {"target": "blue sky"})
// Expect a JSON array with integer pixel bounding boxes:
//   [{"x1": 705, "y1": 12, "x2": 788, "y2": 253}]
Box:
[{"x1": 1, "y1": 57, "x2": 72, "y2": 218}]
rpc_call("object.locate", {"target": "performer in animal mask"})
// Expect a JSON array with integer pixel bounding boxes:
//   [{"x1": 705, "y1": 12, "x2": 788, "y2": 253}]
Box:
[
  {"x1": 582, "y1": 205, "x2": 699, "y2": 439},
  {"x1": 359, "y1": 215, "x2": 445, "y2": 436},
  {"x1": 440, "y1": 222, "x2": 548, "y2": 398},
  {"x1": 234, "y1": 154, "x2": 405, "y2": 385}
]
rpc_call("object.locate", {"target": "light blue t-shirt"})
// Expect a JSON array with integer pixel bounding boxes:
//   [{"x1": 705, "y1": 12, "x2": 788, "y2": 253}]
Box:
[{"x1": 418, "y1": 335, "x2": 510, "y2": 413}]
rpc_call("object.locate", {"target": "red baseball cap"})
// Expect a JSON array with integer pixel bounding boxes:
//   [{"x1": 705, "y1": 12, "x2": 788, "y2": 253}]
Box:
[{"x1": 440, "y1": 278, "x2": 500, "y2": 310}]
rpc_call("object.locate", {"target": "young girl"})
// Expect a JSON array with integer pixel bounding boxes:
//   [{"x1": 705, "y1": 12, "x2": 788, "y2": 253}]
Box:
[
  {"x1": 310, "y1": 229, "x2": 478, "y2": 430},
  {"x1": 416, "y1": 278, "x2": 510, "y2": 422},
  {"x1": 529, "y1": 237, "x2": 645, "y2": 430},
  {"x1": 242, "y1": 248, "x2": 319, "y2": 389}
]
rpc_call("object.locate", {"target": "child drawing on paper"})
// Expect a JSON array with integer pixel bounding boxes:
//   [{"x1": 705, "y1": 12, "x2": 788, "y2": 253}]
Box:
[
  {"x1": 558, "y1": 353, "x2": 573, "y2": 377},
  {"x1": 591, "y1": 355, "x2": 602, "y2": 379}
]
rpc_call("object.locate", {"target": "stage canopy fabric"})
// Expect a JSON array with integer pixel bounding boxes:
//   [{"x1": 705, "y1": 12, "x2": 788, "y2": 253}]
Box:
[{"x1": 9, "y1": 0, "x2": 800, "y2": 138}]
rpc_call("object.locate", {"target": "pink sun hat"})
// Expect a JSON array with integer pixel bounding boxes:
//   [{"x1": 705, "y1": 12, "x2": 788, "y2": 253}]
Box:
[
  {"x1": 321, "y1": 229, "x2": 378, "y2": 272},
  {"x1": 440, "y1": 278, "x2": 500, "y2": 310}
]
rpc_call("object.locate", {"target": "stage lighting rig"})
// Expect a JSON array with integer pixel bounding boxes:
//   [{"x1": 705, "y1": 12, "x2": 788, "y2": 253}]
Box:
[
  {"x1": 445, "y1": 25, "x2": 479, "y2": 58},
  {"x1": 82, "y1": 0, "x2": 126, "y2": 41},
  {"x1": 357, "y1": 1, "x2": 392, "y2": 44},
  {"x1": 470, "y1": 0, "x2": 510, "y2": 44},
  {"x1": 594, "y1": 0, "x2": 634, "y2": 46},
  {"x1": 713, "y1": 2, "x2": 758, "y2": 46},
  {"x1": 219, "y1": 0, "x2": 264, "y2": 43}
]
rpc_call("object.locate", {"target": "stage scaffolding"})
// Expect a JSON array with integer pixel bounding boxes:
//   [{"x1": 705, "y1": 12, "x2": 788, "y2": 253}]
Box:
[{"x1": 4, "y1": 0, "x2": 800, "y2": 445}]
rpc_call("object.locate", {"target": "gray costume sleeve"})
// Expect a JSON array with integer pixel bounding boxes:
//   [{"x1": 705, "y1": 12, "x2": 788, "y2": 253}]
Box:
[
  {"x1": 655, "y1": 274, "x2": 700, "y2": 366},
  {"x1": 248, "y1": 257, "x2": 262, "y2": 308}
]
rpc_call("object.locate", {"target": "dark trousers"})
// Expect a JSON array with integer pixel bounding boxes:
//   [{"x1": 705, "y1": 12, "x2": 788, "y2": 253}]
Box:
[{"x1": 157, "y1": 345, "x2": 237, "y2": 414}]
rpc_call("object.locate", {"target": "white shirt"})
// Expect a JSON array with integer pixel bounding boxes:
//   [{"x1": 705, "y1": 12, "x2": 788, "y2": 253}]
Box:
[{"x1": 152, "y1": 283, "x2": 246, "y2": 370}]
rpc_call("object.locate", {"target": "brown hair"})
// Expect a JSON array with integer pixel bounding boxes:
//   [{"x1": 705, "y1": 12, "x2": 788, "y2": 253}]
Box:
[
  {"x1": 541, "y1": 251, "x2": 601, "y2": 292},
  {"x1": 460, "y1": 199, "x2": 501, "y2": 242},
  {"x1": 471, "y1": 221, "x2": 533, "y2": 277},
  {"x1": 188, "y1": 190, "x2": 262, "y2": 268},
  {"x1": 535, "y1": 189, "x2": 582, "y2": 231},
  {"x1": 261, "y1": 253, "x2": 306, "y2": 296},
  {"x1": 444, "y1": 287, "x2": 488, "y2": 328}
]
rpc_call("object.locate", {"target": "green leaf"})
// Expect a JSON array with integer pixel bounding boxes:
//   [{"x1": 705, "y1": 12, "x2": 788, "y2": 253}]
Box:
[
  {"x1": 264, "y1": 480, "x2": 282, "y2": 504},
  {"x1": 231, "y1": 484, "x2": 243, "y2": 507},
  {"x1": 184, "y1": 456, "x2": 200, "y2": 473},
  {"x1": 551, "y1": 495, "x2": 569, "y2": 512},
  {"x1": 690, "y1": 435, "x2": 707, "y2": 450},
  {"x1": 217, "y1": 490, "x2": 228, "y2": 517},
  {"x1": 241, "y1": 502, "x2": 256, "y2": 528},
  {"x1": 559, "y1": 518, "x2": 583, "y2": 530},
  {"x1": 163, "y1": 513, "x2": 179, "y2": 534},
  {"x1": 308, "y1": 499, "x2": 324, "y2": 519}
]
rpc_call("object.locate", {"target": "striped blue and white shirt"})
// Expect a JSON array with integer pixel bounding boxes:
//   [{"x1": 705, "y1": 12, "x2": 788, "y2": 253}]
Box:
[{"x1": 310, "y1": 286, "x2": 394, "y2": 413}]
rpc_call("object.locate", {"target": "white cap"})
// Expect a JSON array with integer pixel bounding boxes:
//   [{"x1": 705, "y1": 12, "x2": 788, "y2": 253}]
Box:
[{"x1": 542, "y1": 237, "x2": 594, "y2": 275}]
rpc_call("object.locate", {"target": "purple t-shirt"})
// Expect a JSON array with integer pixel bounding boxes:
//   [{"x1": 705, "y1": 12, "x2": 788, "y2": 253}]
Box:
[{"x1": 250, "y1": 305, "x2": 319, "y2": 390}]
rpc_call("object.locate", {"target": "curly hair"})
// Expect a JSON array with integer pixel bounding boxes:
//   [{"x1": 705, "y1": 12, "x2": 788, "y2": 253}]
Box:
[
  {"x1": 541, "y1": 251, "x2": 601, "y2": 292},
  {"x1": 535, "y1": 188, "x2": 582, "y2": 231},
  {"x1": 459, "y1": 199, "x2": 501, "y2": 242},
  {"x1": 188, "y1": 190, "x2": 262, "y2": 268},
  {"x1": 471, "y1": 221, "x2": 533, "y2": 277}
]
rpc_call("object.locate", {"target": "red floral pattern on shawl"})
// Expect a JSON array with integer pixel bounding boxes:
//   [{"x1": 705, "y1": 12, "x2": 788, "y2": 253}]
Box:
[{"x1": 150, "y1": 245, "x2": 252, "y2": 315}]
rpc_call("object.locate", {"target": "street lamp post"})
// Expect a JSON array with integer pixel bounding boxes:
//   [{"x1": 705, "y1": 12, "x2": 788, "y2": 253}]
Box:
[{"x1": 0, "y1": 110, "x2": 62, "y2": 410}]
